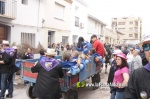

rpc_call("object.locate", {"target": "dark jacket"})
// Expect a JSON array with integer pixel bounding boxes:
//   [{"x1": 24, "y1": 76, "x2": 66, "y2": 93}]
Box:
[
  {"x1": 123, "y1": 67, "x2": 150, "y2": 99},
  {"x1": 22, "y1": 52, "x2": 33, "y2": 59},
  {"x1": 122, "y1": 49, "x2": 129, "y2": 56},
  {"x1": 0, "y1": 51, "x2": 16, "y2": 73},
  {"x1": 107, "y1": 60, "x2": 117, "y2": 84},
  {"x1": 31, "y1": 62, "x2": 64, "y2": 99}
]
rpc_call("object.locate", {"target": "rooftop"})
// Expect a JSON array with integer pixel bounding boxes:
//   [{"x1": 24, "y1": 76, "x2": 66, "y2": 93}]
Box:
[{"x1": 88, "y1": 14, "x2": 107, "y2": 26}]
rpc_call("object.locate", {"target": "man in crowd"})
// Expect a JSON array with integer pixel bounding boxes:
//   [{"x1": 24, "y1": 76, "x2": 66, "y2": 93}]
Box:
[
  {"x1": 122, "y1": 46, "x2": 129, "y2": 55},
  {"x1": 0, "y1": 40, "x2": 16, "y2": 99},
  {"x1": 132, "y1": 49, "x2": 143, "y2": 69},
  {"x1": 91, "y1": 35, "x2": 105, "y2": 58},
  {"x1": 124, "y1": 34, "x2": 150, "y2": 99}
]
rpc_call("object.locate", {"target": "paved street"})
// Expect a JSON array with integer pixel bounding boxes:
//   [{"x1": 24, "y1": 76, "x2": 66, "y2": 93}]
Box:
[{"x1": 10, "y1": 66, "x2": 110, "y2": 99}]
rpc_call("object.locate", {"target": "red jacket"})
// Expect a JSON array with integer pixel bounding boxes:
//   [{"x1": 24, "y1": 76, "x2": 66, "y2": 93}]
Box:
[{"x1": 93, "y1": 40, "x2": 105, "y2": 58}]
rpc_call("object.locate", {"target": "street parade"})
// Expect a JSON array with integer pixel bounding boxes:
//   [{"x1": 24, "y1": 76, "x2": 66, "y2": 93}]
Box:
[{"x1": 0, "y1": 0, "x2": 150, "y2": 99}]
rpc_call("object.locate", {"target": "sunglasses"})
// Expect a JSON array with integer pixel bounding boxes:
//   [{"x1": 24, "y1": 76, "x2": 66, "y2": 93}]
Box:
[{"x1": 142, "y1": 44, "x2": 150, "y2": 51}]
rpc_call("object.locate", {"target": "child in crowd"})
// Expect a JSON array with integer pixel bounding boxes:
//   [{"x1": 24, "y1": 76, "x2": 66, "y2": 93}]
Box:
[
  {"x1": 70, "y1": 51, "x2": 79, "y2": 62},
  {"x1": 61, "y1": 50, "x2": 91, "y2": 76},
  {"x1": 78, "y1": 48, "x2": 91, "y2": 65},
  {"x1": 61, "y1": 52, "x2": 80, "y2": 76},
  {"x1": 90, "y1": 48, "x2": 104, "y2": 63}
]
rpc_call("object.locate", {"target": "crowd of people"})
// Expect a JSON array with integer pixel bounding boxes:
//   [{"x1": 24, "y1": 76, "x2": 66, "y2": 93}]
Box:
[
  {"x1": 107, "y1": 34, "x2": 150, "y2": 99},
  {"x1": 0, "y1": 34, "x2": 150, "y2": 99}
]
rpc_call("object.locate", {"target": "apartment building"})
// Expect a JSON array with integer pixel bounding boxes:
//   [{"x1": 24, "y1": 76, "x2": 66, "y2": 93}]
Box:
[
  {"x1": 87, "y1": 15, "x2": 106, "y2": 43},
  {"x1": 105, "y1": 28, "x2": 117, "y2": 45},
  {"x1": 0, "y1": 0, "x2": 72, "y2": 48},
  {"x1": 44, "y1": 0, "x2": 72, "y2": 46},
  {"x1": 111, "y1": 17, "x2": 142, "y2": 44}
]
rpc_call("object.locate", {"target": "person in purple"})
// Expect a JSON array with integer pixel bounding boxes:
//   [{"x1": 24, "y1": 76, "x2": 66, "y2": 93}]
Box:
[
  {"x1": 22, "y1": 47, "x2": 34, "y2": 85},
  {"x1": 0, "y1": 40, "x2": 16, "y2": 99},
  {"x1": 124, "y1": 34, "x2": 150, "y2": 99},
  {"x1": 22, "y1": 47, "x2": 34, "y2": 59},
  {"x1": 31, "y1": 48, "x2": 63, "y2": 99}
]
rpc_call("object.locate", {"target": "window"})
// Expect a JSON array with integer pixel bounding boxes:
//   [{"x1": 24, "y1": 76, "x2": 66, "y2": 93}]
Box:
[
  {"x1": 129, "y1": 22, "x2": 132, "y2": 25},
  {"x1": 112, "y1": 22, "x2": 117, "y2": 27},
  {"x1": 118, "y1": 28, "x2": 125, "y2": 31},
  {"x1": 22, "y1": 0, "x2": 28, "y2": 5},
  {"x1": 55, "y1": 3, "x2": 65, "y2": 20},
  {"x1": 0, "y1": 1, "x2": 5, "y2": 14},
  {"x1": 75, "y1": 16, "x2": 79, "y2": 27},
  {"x1": 135, "y1": 34, "x2": 138, "y2": 39},
  {"x1": 135, "y1": 21, "x2": 138, "y2": 26},
  {"x1": 118, "y1": 22, "x2": 125, "y2": 25},
  {"x1": 134, "y1": 27, "x2": 138, "y2": 32},
  {"x1": 129, "y1": 34, "x2": 133, "y2": 37},
  {"x1": 21, "y1": 33, "x2": 35, "y2": 47},
  {"x1": 129, "y1": 27, "x2": 133, "y2": 31}
]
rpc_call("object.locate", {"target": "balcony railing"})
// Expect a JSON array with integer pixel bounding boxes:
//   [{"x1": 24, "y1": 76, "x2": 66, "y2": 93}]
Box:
[{"x1": 0, "y1": 0, "x2": 17, "y2": 19}]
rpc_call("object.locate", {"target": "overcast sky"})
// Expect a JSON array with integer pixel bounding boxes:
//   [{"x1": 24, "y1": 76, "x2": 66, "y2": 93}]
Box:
[{"x1": 85, "y1": 0, "x2": 150, "y2": 35}]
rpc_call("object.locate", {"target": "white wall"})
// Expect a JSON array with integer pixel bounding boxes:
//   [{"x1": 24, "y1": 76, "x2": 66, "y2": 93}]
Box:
[
  {"x1": 10, "y1": 0, "x2": 43, "y2": 27},
  {"x1": 69, "y1": 0, "x2": 88, "y2": 44},
  {"x1": 10, "y1": 25, "x2": 47, "y2": 48},
  {"x1": 44, "y1": 0, "x2": 72, "y2": 31},
  {"x1": 87, "y1": 17, "x2": 106, "y2": 42}
]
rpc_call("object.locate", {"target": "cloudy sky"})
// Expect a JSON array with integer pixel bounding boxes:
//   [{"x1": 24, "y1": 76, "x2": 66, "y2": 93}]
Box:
[{"x1": 85, "y1": 0, "x2": 150, "y2": 35}]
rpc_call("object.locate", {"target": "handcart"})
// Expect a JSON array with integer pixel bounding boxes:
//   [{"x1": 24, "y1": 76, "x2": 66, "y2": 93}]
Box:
[{"x1": 19, "y1": 56, "x2": 103, "y2": 99}]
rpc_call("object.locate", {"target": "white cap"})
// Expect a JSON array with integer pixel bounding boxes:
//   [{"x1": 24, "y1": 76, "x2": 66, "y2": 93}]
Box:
[
  {"x1": 45, "y1": 48, "x2": 56, "y2": 56},
  {"x1": 12, "y1": 46, "x2": 17, "y2": 49},
  {"x1": 2, "y1": 40, "x2": 9, "y2": 45}
]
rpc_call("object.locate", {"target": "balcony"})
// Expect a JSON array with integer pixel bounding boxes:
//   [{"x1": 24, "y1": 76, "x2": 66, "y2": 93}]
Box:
[{"x1": 0, "y1": 0, "x2": 17, "y2": 19}]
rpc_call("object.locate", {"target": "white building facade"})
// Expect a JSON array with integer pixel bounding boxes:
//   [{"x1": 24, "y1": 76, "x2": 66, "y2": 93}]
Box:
[
  {"x1": 43, "y1": 0, "x2": 72, "y2": 46},
  {"x1": 0, "y1": 0, "x2": 108, "y2": 48},
  {"x1": 87, "y1": 15, "x2": 106, "y2": 43},
  {"x1": 69, "y1": 0, "x2": 88, "y2": 44},
  {"x1": 0, "y1": 0, "x2": 45, "y2": 48},
  {"x1": 0, "y1": 0, "x2": 72, "y2": 48}
]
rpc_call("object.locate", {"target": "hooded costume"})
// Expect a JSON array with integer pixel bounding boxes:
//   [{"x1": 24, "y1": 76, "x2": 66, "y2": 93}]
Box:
[{"x1": 31, "y1": 57, "x2": 64, "y2": 99}]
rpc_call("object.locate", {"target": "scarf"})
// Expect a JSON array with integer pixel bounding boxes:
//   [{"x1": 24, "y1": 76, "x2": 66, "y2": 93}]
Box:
[
  {"x1": 40, "y1": 57, "x2": 59, "y2": 71},
  {"x1": 4, "y1": 48, "x2": 15, "y2": 58},
  {"x1": 144, "y1": 63, "x2": 150, "y2": 71}
]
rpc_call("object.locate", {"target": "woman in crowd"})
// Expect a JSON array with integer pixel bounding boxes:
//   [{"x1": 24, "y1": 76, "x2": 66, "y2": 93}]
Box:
[
  {"x1": 22, "y1": 47, "x2": 34, "y2": 59},
  {"x1": 113, "y1": 53, "x2": 129, "y2": 99},
  {"x1": 22, "y1": 47, "x2": 34, "y2": 85},
  {"x1": 75, "y1": 37, "x2": 92, "y2": 52},
  {"x1": 31, "y1": 49, "x2": 64, "y2": 99},
  {"x1": 107, "y1": 50, "x2": 123, "y2": 99},
  {"x1": 51, "y1": 43, "x2": 56, "y2": 49}
]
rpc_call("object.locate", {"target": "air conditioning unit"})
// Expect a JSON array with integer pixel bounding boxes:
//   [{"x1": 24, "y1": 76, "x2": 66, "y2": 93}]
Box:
[{"x1": 80, "y1": 23, "x2": 84, "y2": 28}]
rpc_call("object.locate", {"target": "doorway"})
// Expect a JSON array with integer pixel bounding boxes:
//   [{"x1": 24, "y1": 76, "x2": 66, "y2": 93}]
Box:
[
  {"x1": 48, "y1": 31, "x2": 55, "y2": 47},
  {"x1": 62, "y1": 36, "x2": 68, "y2": 45},
  {"x1": 0, "y1": 25, "x2": 7, "y2": 43}
]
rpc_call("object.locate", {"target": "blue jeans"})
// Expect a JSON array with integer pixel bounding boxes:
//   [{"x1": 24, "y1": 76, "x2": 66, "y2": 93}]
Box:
[
  {"x1": 0, "y1": 73, "x2": 14, "y2": 97},
  {"x1": 116, "y1": 92, "x2": 124, "y2": 99},
  {"x1": 111, "y1": 91, "x2": 115, "y2": 99},
  {"x1": 110, "y1": 87, "x2": 115, "y2": 99}
]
